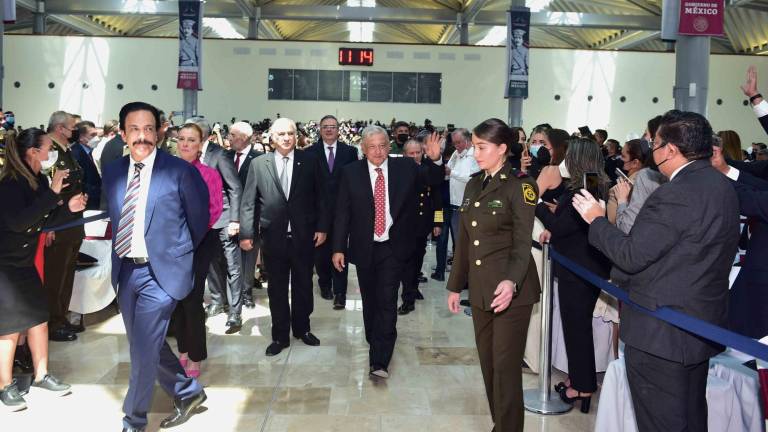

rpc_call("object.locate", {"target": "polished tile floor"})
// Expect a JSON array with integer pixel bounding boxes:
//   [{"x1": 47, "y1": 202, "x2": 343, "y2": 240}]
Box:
[{"x1": 7, "y1": 246, "x2": 600, "y2": 431}]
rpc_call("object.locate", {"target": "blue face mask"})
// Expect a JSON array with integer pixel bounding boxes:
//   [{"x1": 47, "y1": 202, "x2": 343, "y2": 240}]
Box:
[{"x1": 529, "y1": 144, "x2": 542, "y2": 157}]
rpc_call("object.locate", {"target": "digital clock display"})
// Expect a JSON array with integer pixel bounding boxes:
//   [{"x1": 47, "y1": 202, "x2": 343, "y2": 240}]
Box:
[{"x1": 339, "y1": 48, "x2": 374, "y2": 66}]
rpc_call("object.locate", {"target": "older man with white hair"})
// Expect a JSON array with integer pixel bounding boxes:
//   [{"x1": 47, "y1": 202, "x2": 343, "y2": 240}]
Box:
[
  {"x1": 239, "y1": 118, "x2": 330, "y2": 356},
  {"x1": 331, "y1": 125, "x2": 441, "y2": 378},
  {"x1": 229, "y1": 121, "x2": 263, "y2": 307}
]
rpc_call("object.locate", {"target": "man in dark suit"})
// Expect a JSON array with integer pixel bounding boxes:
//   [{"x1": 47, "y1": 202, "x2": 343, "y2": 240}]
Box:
[
  {"x1": 99, "y1": 132, "x2": 127, "y2": 169},
  {"x1": 71, "y1": 120, "x2": 102, "y2": 210},
  {"x1": 229, "y1": 121, "x2": 263, "y2": 308},
  {"x1": 240, "y1": 118, "x2": 330, "y2": 356},
  {"x1": 186, "y1": 117, "x2": 244, "y2": 330},
  {"x1": 398, "y1": 138, "x2": 443, "y2": 315},
  {"x1": 102, "y1": 102, "x2": 209, "y2": 432},
  {"x1": 332, "y1": 125, "x2": 441, "y2": 378},
  {"x1": 573, "y1": 110, "x2": 740, "y2": 432},
  {"x1": 305, "y1": 114, "x2": 359, "y2": 309}
]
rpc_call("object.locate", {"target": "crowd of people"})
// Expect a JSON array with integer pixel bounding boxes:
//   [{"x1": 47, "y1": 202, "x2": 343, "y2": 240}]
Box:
[{"x1": 0, "y1": 65, "x2": 766, "y2": 432}]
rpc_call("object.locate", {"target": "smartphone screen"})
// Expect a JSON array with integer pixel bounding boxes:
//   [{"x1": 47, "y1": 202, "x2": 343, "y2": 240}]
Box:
[{"x1": 583, "y1": 172, "x2": 600, "y2": 198}]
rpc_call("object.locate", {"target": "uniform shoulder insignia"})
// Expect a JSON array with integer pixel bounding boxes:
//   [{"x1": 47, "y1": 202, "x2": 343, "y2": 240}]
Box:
[
  {"x1": 522, "y1": 183, "x2": 537, "y2": 206},
  {"x1": 470, "y1": 170, "x2": 483, "y2": 178}
]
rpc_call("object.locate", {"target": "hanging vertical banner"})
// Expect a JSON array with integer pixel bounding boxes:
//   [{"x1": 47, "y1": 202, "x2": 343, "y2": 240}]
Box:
[
  {"x1": 678, "y1": 0, "x2": 724, "y2": 36},
  {"x1": 177, "y1": 1, "x2": 203, "y2": 90},
  {"x1": 3, "y1": 0, "x2": 17, "y2": 24},
  {"x1": 505, "y1": 8, "x2": 530, "y2": 99}
]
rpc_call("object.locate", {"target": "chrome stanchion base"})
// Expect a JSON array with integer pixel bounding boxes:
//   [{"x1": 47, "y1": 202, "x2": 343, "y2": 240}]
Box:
[{"x1": 523, "y1": 389, "x2": 573, "y2": 414}]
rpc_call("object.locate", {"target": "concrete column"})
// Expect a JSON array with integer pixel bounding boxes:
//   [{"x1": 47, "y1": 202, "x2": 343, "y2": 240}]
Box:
[
  {"x1": 248, "y1": 17, "x2": 259, "y2": 40},
  {"x1": 673, "y1": 36, "x2": 710, "y2": 114},
  {"x1": 507, "y1": 0, "x2": 526, "y2": 127},
  {"x1": 33, "y1": 1, "x2": 46, "y2": 34},
  {"x1": 183, "y1": 89, "x2": 198, "y2": 121},
  {"x1": 459, "y1": 19, "x2": 469, "y2": 45}
]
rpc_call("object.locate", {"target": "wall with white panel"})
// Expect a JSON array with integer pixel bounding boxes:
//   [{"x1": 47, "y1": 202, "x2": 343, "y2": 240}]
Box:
[{"x1": 3, "y1": 35, "x2": 767, "y2": 145}]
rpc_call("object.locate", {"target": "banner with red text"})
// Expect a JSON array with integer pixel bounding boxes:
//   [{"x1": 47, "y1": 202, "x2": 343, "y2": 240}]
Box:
[
  {"x1": 678, "y1": 0, "x2": 724, "y2": 36},
  {"x1": 177, "y1": 1, "x2": 203, "y2": 90}
]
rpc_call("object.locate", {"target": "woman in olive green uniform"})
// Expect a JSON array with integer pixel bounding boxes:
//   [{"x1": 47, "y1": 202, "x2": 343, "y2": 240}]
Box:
[{"x1": 447, "y1": 118, "x2": 540, "y2": 432}]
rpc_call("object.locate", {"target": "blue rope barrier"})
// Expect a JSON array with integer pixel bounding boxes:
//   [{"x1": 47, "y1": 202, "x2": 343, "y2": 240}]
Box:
[
  {"x1": 42, "y1": 212, "x2": 109, "y2": 233},
  {"x1": 547, "y1": 246, "x2": 768, "y2": 363}
]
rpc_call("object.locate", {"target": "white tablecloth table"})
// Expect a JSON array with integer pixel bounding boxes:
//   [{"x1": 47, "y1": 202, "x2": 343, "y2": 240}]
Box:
[
  {"x1": 595, "y1": 352, "x2": 765, "y2": 432},
  {"x1": 69, "y1": 212, "x2": 115, "y2": 315}
]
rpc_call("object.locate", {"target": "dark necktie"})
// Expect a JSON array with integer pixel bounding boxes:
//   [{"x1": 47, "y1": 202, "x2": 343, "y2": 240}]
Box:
[
  {"x1": 114, "y1": 162, "x2": 145, "y2": 257},
  {"x1": 235, "y1": 152, "x2": 243, "y2": 171},
  {"x1": 482, "y1": 174, "x2": 492, "y2": 190},
  {"x1": 327, "y1": 146, "x2": 335, "y2": 173}
]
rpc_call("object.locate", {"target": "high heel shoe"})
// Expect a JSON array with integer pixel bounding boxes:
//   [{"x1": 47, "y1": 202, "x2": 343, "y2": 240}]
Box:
[
  {"x1": 557, "y1": 387, "x2": 592, "y2": 413},
  {"x1": 553, "y1": 381, "x2": 567, "y2": 393}
]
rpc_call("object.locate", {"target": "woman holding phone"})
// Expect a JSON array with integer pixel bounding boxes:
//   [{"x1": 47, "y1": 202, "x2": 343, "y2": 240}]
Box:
[
  {"x1": 534, "y1": 138, "x2": 611, "y2": 413},
  {"x1": 606, "y1": 139, "x2": 665, "y2": 232}
]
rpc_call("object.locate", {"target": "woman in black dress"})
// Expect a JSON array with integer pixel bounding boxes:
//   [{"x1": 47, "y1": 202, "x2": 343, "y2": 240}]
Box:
[
  {"x1": 534, "y1": 138, "x2": 612, "y2": 413},
  {"x1": 0, "y1": 129, "x2": 86, "y2": 411}
]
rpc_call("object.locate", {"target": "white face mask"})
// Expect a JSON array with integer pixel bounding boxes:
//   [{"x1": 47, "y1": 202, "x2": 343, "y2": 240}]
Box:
[
  {"x1": 558, "y1": 160, "x2": 570, "y2": 179},
  {"x1": 40, "y1": 150, "x2": 58, "y2": 170},
  {"x1": 86, "y1": 136, "x2": 101, "y2": 149}
]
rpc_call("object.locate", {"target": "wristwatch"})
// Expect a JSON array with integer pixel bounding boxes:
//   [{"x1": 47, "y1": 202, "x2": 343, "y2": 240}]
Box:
[{"x1": 749, "y1": 93, "x2": 763, "y2": 104}]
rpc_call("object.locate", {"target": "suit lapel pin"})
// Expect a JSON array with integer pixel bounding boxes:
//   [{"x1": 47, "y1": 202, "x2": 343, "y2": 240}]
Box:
[{"x1": 499, "y1": 174, "x2": 508, "y2": 181}]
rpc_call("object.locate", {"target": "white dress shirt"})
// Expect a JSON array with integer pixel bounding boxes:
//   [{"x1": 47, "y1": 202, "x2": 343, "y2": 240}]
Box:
[
  {"x1": 368, "y1": 159, "x2": 393, "y2": 242},
  {"x1": 126, "y1": 148, "x2": 157, "y2": 258},
  {"x1": 199, "y1": 141, "x2": 210, "y2": 164},
  {"x1": 233, "y1": 144, "x2": 252, "y2": 172},
  {"x1": 725, "y1": 167, "x2": 740, "y2": 181},
  {"x1": 669, "y1": 160, "x2": 695, "y2": 181},
  {"x1": 275, "y1": 150, "x2": 295, "y2": 232},
  {"x1": 753, "y1": 99, "x2": 768, "y2": 118},
  {"x1": 447, "y1": 147, "x2": 480, "y2": 206}
]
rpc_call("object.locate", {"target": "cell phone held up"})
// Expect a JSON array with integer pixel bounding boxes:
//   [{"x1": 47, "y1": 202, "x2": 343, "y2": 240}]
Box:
[{"x1": 583, "y1": 172, "x2": 600, "y2": 199}]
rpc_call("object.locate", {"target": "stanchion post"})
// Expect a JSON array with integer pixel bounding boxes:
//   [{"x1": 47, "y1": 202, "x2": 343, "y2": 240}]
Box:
[{"x1": 524, "y1": 243, "x2": 572, "y2": 414}]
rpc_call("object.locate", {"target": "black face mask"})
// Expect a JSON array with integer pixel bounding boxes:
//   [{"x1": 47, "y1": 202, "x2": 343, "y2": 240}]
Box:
[
  {"x1": 397, "y1": 133, "x2": 409, "y2": 145},
  {"x1": 508, "y1": 142, "x2": 523, "y2": 160}
]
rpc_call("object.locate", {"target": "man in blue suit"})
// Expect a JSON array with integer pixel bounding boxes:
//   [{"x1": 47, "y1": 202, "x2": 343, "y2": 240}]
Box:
[{"x1": 102, "y1": 102, "x2": 209, "y2": 432}]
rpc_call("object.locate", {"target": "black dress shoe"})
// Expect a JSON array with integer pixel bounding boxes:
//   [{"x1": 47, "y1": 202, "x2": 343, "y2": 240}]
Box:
[
  {"x1": 48, "y1": 328, "x2": 77, "y2": 342},
  {"x1": 332, "y1": 295, "x2": 346, "y2": 310},
  {"x1": 265, "y1": 341, "x2": 289, "y2": 356},
  {"x1": 205, "y1": 304, "x2": 225, "y2": 318},
  {"x1": 243, "y1": 298, "x2": 256, "y2": 309},
  {"x1": 320, "y1": 289, "x2": 333, "y2": 300},
  {"x1": 225, "y1": 313, "x2": 242, "y2": 329},
  {"x1": 159, "y1": 390, "x2": 207, "y2": 429},
  {"x1": 13, "y1": 344, "x2": 33, "y2": 373},
  {"x1": 297, "y1": 332, "x2": 320, "y2": 346},
  {"x1": 369, "y1": 367, "x2": 389, "y2": 379},
  {"x1": 0, "y1": 379, "x2": 27, "y2": 412},
  {"x1": 31, "y1": 374, "x2": 71, "y2": 394},
  {"x1": 415, "y1": 290, "x2": 424, "y2": 300},
  {"x1": 398, "y1": 303, "x2": 415, "y2": 315},
  {"x1": 253, "y1": 279, "x2": 263, "y2": 289},
  {"x1": 430, "y1": 272, "x2": 445, "y2": 282},
  {"x1": 64, "y1": 321, "x2": 86, "y2": 333},
  {"x1": 417, "y1": 276, "x2": 428, "y2": 283}
]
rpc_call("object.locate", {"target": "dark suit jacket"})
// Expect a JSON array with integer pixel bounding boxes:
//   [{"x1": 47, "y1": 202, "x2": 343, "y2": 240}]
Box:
[
  {"x1": 234, "y1": 147, "x2": 263, "y2": 187},
  {"x1": 333, "y1": 157, "x2": 432, "y2": 267},
  {"x1": 728, "y1": 170, "x2": 768, "y2": 338},
  {"x1": 588, "y1": 160, "x2": 740, "y2": 364},
  {"x1": 102, "y1": 150, "x2": 210, "y2": 300},
  {"x1": 239, "y1": 151, "x2": 330, "y2": 256},
  {"x1": 203, "y1": 142, "x2": 242, "y2": 230},
  {"x1": 70, "y1": 143, "x2": 102, "y2": 210},
  {"x1": 728, "y1": 159, "x2": 768, "y2": 180},
  {"x1": 99, "y1": 134, "x2": 126, "y2": 170},
  {"x1": 415, "y1": 159, "x2": 445, "y2": 236},
  {"x1": 305, "y1": 141, "x2": 359, "y2": 213},
  {"x1": 760, "y1": 113, "x2": 768, "y2": 135}
]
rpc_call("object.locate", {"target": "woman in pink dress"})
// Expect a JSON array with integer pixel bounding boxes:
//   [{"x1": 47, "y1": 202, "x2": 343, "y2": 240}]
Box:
[{"x1": 172, "y1": 123, "x2": 223, "y2": 378}]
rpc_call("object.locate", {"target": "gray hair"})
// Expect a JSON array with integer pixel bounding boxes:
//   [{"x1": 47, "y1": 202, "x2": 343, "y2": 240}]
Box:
[
  {"x1": 47, "y1": 110, "x2": 71, "y2": 133},
  {"x1": 231, "y1": 121, "x2": 253, "y2": 138},
  {"x1": 185, "y1": 116, "x2": 210, "y2": 137},
  {"x1": 403, "y1": 139, "x2": 422, "y2": 152},
  {"x1": 451, "y1": 128, "x2": 471, "y2": 145},
  {"x1": 270, "y1": 117, "x2": 297, "y2": 137},
  {"x1": 361, "y1": 125, "x2": 389, "y2": 145}
]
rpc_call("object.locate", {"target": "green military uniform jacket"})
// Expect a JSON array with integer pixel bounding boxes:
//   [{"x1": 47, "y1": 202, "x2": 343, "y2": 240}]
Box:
[
  {"x1": 389, "y1": 140, "x2": 404, "y2": 155},
  {"x1": 46, "y1": 137, "x2": 85, "y2": 240},
  {"x1": 446, "y1": 161, "x2": 541, "y2": 311}
]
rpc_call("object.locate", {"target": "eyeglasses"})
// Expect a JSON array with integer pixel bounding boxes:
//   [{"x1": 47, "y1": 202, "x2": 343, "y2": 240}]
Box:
[
  {"x1": 651, "y1": 140, "x2": 668, "y2": 152},
  {"x1": 320, "y1": 125, "x2": 338, "y2": 130}
]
